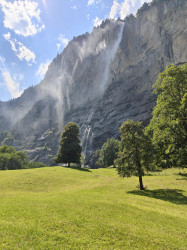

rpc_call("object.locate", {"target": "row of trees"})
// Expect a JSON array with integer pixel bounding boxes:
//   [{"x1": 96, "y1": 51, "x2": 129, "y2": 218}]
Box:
[
  {"x1": 0, "y1": 145, "x2": 46, "y2": 170},
  {"x1": 55, "y1": 64, "x2": 186, "y2": 190}
]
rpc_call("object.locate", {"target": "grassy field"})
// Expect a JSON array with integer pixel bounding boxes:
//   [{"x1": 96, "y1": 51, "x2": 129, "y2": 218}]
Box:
[{"x1": 0, "y1": 166, "x2": 186, "y2": 249}]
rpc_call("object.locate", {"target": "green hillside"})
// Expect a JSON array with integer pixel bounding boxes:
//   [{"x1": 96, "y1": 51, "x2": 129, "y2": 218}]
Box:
[{"x1": 0, "y1": 167, "x2": 186, "y2": 249}]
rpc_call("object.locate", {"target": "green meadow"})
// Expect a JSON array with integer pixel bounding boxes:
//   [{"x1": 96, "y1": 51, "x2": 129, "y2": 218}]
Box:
[{"x1": 0, "y1": 167, "x2": 186, "y2": 249}]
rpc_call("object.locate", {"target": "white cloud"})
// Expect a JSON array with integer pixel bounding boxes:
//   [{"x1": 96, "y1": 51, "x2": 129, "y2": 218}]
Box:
[
  {"x1": 2, "y1": 71, "x2": 23, "y2": 98},
  {"x1": 36, "y1": 61, "x2": 51, "y2": 78},
  {"x1": 13, "y1": 73, "x2": 24, "y2": 82},
  {"x1": 0, "y1": 0, "x2": 45, "y2": 37},
  {"x1": 93, "y1": 16, "x2": 102, "y2": 27},
  {"x1": 87, "y1": 0, "x2": 101, "y2": 6},
  {"x1": 88, "y1": 0, "x2": 95, "y2": 6},
  {"x1": 120, "y1": 0, "x2": 152, "y2": 19},
  {"x1": 0, "y1": 57, "x2": 23, "y2": 99},
  {"x1": 71, "y1": 5, "x2": 77, "y2": 10},
  {"x1": 3, "y1": 32, "x2": 35, "y2": 63},
  {"x1": 108, "y1": 0, "x2": 152, "y2": 20},
  {"x1": 109, "y1": 0, "x2": 121, "y2": 19},
  {"x1": 87, "y1": 14, "x2": 90, "y2": 20},
  {"x1": 57, "y1": 34, "x2": 69, "y2": 51}
]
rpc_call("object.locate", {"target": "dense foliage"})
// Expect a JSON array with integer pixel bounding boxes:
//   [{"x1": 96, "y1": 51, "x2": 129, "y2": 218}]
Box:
[
  {"x1": 0, "y1": 131, "x2": 14, "y2": 146},
  {"x1": 96, "y1": 138, "x2": 120, "y2": 167},
  {"x1": 0, "y1": 145, "x2": 46, "y2": 170},
  {"x1": 146, "y1": 63, "x2": 187, "y2": 168},
  {"x1": 0, "y1": 145, "x2": 29, "y2": 170},
  {"x1": 55, "y1": 122, "x2": 82, "y2": 166},
  {"x1": 115, "y1": 120, "x2": 154, "y2": 190}
]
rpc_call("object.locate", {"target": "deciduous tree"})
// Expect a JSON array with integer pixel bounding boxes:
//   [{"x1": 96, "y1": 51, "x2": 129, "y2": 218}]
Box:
[
  {"x1": 96, "y1": 138, "x2": 120, "y2": 167},
  {"x1": 115, "y1": 120, "x2": 154, "y2": 190},
  {"x1": 146, "y1": 63, "x2": 187, "y2": 168}
]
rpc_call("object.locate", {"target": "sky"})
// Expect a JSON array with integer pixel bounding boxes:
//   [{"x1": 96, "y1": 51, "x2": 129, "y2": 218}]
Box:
[{"x1": 0, "y1": 0, "x2": 151, "y2": 101}]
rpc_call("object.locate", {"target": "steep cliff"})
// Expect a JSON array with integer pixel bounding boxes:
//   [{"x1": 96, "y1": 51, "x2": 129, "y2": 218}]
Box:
[{"x1": 0, "y1": 0, "x2": 186, "y2": 165}]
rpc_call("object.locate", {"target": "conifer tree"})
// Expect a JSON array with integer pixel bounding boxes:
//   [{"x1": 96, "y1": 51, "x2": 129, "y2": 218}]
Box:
[{"x1": 55, "y1": 122, "x2": 82, "y2": 166}]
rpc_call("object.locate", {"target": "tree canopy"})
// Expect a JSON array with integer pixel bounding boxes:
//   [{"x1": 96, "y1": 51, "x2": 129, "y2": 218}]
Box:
[
  {"x1": 0, "y1": 145, "x2": 28, "y2": 170},
  {"x1": 115, "y1": 120, "x2": 154, "y2": 190},
  {"x1": 96, "y1": 138, "x2": 120, "y2": 168},
  {"x1": 0, "y1": 145, "x2": 46, "y2": 170},
  {"x1": 146, "y1": 63, "x2": 187, "y2": 168},
  {"x1": 55, "y1": 122, "x2": 82, "y2": 166}
]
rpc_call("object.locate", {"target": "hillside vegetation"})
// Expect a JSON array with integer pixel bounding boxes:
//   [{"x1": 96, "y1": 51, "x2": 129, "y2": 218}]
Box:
[{"x1": 0, "y1": 167, "x2": 186, "y2": 249}]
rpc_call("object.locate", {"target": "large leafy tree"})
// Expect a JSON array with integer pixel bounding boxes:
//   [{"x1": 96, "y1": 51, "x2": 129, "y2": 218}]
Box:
[
  {"x1": 0, "y1": 145, "x2": 29, "y2": 170},
  {"x1": 55, "y1": 122, "x2": 82, "y2": 166},
  {"x1": 146, "y1": 64, "x2": 187, "y2": 168},
  {"x1": 115, "y1": 120, "x2": 154, "y2": 190},
  {"x1": 96, "y1": 138, "x2": 120, "y2": 168}
]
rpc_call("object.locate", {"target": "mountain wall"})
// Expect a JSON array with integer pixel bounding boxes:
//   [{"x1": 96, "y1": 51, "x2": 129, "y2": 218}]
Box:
[{"x1": 0, "y1": 0, "x2": 186, "y2": 165}]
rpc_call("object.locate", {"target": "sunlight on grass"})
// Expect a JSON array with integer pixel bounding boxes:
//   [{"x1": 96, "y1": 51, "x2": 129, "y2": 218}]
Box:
[{"x1": 0, "y1": 167, "x2": 186, "y2": 249}]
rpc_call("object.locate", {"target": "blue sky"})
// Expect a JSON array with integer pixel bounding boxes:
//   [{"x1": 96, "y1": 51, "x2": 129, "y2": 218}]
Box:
[{"x1": 0, "y1": 0, "x2": 151, "y2": 101}]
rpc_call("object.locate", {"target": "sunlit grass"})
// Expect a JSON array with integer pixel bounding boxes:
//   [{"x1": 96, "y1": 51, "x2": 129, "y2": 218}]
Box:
[{"x1": 0, "y1": 167, "x2": 186, "y2": 249}]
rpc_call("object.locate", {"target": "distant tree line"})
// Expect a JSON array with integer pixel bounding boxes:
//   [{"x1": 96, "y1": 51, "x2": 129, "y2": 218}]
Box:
[{"x1": 0, "y1": 145, "x2": 46, "y2": 170}]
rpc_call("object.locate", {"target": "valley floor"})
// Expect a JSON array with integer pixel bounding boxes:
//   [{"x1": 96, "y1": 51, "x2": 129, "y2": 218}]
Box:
[{"x1": 0, "y1": 167, "x2": 186, "y2": 249}]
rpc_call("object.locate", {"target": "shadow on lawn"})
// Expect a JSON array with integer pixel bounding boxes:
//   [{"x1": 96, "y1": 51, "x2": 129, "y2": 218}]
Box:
[
  {"x1": 128, "y1": 189, "x2": 187, "y2": 205},
  {"x1": 176, "y1": 172, "x2": 187, "y2": 181},
  {"x1": 63, "y1": 166, "x2": 92, "y2": 172}
]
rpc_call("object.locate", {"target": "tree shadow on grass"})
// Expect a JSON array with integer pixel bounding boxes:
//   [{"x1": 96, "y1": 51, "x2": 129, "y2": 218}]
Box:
[
  {"x1": 63, "y1": 166, "x2": 92, "y2": 172},
  {"x1": 127, "y1": 189, "x2": 187, "y2": 205},
  {"x1": 176, "y1": 172, "x2": 187, "y2": 181}
]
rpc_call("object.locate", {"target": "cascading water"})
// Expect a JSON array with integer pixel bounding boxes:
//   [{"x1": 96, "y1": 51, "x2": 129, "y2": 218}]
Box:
[
  {"x1": 81, "y1": 108, "x2": 95, "y2": 159},
  {"x1": 82, "y1": 126, "x2": 92, "y2": 156},
  {"x1": 80, "y1": 22, "x2": 125, "y2": 162}
]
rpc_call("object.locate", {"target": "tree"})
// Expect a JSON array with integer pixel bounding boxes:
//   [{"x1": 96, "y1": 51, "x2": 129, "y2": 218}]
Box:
[
  {"x1": 146, "y1": 64, "x2": 187, "y2": 168},
  {"x1": 115, "y1": 120, "x2": 154, "y2": 190},
  {"x1": 55, "y1": 122, "x2": 82, "y2": 166},
  {"x1": 96, "y1": 138, "x2": 120, "y2": 167},
  {"x1": 0, "y1": 145, "x2": 29, "y2": 170},
  {"x1": 0, "y1": 145, "x2": 46, "y2": 170},
  {"x1": 0, "y1": 145, "x2": 16, "y2": 154}
]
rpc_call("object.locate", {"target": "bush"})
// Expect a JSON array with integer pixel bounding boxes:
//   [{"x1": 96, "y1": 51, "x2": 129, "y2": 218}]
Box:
[
  {"x1": 0, "y1": 153, "x2": 23, "y2": 170},
  {"x1": 0, "y1": 145, "x2": 47, "y2": 170},
  {"x1": 26, "y1": 162, "x2": 46, "y2": 169},
  {"x1": 96, "y1": 138, "x2": 120, "y2": 168}
]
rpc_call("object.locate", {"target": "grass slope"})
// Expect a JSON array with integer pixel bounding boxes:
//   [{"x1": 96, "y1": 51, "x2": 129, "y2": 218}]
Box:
[{"x1": 0, "y1": 167, "x2": 186, "y2": 249}]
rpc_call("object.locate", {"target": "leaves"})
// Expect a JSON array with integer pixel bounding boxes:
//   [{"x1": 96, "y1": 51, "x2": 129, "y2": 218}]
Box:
[
  {"x1": 115, "y1": 120, "x2": 154, "y2": 178},
  {"x1": 147, "y1": 63, "x2": 187, "y2": 168},
  {"x1": 96, "y1": 138, "x2": 120, "y2": 168},
  {"x1": 55, "y1": 122, "x2": 82, "y2": 165}
]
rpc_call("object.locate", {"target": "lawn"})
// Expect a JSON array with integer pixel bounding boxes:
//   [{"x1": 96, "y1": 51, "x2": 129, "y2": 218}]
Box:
[{"x1": 0, "y1": 167, "x2": 186, "y2": 249}]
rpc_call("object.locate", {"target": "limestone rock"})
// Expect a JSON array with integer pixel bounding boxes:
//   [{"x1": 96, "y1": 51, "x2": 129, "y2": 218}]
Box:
[{"x1": 0, "y1": 0, "x2": 186, "y2": 165}]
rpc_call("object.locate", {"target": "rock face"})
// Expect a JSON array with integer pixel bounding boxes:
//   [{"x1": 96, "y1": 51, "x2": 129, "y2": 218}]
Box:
[{"x1": 0, "y1": 0, "x2": 186, "y2": 165}]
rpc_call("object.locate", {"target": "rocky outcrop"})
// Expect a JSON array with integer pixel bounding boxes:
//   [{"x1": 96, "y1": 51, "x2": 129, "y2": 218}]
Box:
[{"x1": 0, "y1": 0, "x2": 186, "y2": 165}]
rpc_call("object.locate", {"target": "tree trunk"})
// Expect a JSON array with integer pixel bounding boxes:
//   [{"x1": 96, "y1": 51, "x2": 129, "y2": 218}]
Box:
[
  {"x1": 139, "y1": 175, "x2": 144, "y2": 190},
  {"x1": 68, "y1": 162, "x2": 70, "y2": 167}
]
